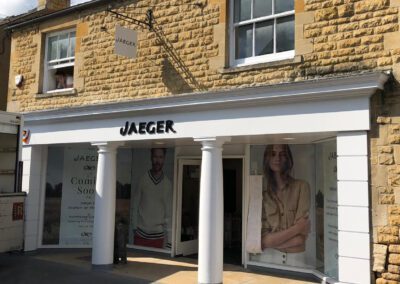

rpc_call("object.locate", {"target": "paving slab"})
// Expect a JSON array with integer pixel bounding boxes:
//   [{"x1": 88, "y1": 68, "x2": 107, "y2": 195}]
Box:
[{"x1": 31, "y1": 250, "x2": 318, "y2": 284}]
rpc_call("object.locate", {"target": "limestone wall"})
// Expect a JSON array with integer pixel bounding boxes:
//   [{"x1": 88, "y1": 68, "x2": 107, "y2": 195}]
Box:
[
  {"x1": 0, "y1": 27, "x2": 10, "y2": 111},
  {"x1": 371, "y1": 84, "x2": 400, "y2": 283},
  {"x1": 7, "y1": 0, "x2": 400, "y2": 112}
]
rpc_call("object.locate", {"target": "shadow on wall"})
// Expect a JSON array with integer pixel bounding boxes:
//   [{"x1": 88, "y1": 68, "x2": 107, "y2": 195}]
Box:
[
  {"x1": 370, "y1": 76, "x2": 400, "y2": 140},
  {"x1": 162, "y1": 57, "x2": 193, "y2": 94}
]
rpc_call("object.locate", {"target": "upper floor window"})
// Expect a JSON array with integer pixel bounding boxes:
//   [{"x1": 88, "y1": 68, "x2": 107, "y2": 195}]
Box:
[
  {"x1": 43, "y1": 29, "x2": 76, "y2": 93},
  {"x1": 230, "y1": 0, "x2": 295, "y2": 67}
]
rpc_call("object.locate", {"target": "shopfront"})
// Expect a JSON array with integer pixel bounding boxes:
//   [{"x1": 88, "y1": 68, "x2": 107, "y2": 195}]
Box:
[{"x1": 21, "y1": 72, "x2": 387, "y2": 284}]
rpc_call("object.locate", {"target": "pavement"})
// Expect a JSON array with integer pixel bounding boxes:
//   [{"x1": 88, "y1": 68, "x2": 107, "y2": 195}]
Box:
[{"x1": 0, "y1": 249, "x2": 319, "y2": 284}]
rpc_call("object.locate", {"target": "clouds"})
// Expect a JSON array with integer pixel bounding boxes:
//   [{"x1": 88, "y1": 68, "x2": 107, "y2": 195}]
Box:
[
  {"x1": 0, "y1": 0, "x2": 36, "y2": 18},
  {"x1": 0, "y1": 0, "x2": 92, "y2": 18}
]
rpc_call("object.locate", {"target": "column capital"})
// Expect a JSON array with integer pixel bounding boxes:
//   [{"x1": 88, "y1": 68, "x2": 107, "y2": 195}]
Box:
[
  {"x1": 91, "y1": 141, "x2": 124, "y2": 153},
  {"x1": 193, "y1": 136, "x2": 230, "y2": 148}
]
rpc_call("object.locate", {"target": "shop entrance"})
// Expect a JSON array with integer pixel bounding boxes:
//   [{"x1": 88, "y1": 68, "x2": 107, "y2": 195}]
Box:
[
  {"x1": 175, "y1": 158, "x2": 243, "y2": 265},
  {"x1": 223, "y1": 158, "x2": 243, "y2": 265}
]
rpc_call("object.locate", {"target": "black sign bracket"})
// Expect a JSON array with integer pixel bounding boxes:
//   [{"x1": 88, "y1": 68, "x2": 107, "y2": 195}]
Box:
[{"x1": 106, "y1": 5, "x2": 154, "y2": 31}]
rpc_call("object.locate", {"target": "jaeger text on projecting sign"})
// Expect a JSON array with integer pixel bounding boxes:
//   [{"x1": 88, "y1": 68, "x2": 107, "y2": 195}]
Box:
[{"x1": 115, "y1": 25, "x2": 137, "y2": 59}]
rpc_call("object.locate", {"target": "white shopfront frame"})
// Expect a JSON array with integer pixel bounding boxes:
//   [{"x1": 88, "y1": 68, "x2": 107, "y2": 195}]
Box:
[
  {"x1": 22, "y1": 72, "x2": 388, "y2": 284},
  {"x1": 245, "y1": 134, "x2": 368, "y2": 284}
]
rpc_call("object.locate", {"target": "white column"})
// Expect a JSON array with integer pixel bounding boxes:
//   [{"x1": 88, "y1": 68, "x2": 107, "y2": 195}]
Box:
[
  {"x1": 195, "y1": 137, "x2": 229, "y2": 284},
  {"x1": 91, "y1": 142, "x2": 121, "y2": 268}
]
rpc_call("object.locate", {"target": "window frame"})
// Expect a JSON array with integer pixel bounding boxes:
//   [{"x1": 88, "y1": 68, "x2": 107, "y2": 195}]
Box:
[
  {"x1": 43, "y1": 28, "x2": 76, "y2": 94},
  {"x1": 229, "y1": 0, "x2": 295, "y2": 67}
]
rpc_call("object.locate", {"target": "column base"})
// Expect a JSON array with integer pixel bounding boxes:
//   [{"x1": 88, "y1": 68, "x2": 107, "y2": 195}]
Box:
[
  {"x1": 199, "y1": 282, "x2": 222, "y2": 284},
  {"x1": 91, "y1": 264, "x2": 113, "y2": 271}
]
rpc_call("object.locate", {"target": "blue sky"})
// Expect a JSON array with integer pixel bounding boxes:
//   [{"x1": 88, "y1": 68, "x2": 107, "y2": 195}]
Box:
[{"x1": 0, "y1": 0, "x2": 91, "y2": 18}]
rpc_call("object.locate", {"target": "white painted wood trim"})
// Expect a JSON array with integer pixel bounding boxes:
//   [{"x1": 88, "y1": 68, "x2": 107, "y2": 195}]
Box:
[
  {"x1": 24, "y1": 72, "x2": 388, "y2": 123},
  {"x1": 337, "y1": 131, "x2": 370, "y2": 284}
]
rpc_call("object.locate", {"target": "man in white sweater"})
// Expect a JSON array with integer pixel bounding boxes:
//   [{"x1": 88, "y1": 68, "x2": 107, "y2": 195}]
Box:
[{"x1": 132, "y1": 148, "x2": 172, "y2": 249}]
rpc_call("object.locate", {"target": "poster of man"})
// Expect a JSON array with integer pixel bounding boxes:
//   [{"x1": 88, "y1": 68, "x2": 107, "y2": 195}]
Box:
[
  {"x1": 247, "y1": 144, "x2": 316, "y2": 268},
  {"x1": 130, "y1": 148, "x2": 173, "y2": 250}
]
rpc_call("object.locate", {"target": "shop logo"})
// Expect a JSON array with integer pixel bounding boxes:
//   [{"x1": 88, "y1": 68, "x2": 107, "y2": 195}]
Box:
[
  {"x1": 22, "y1": 129, "x2": 30, "y2": 144},
  {"x1": 120, "y1": 120, "x2": 177, "y2": 136}
]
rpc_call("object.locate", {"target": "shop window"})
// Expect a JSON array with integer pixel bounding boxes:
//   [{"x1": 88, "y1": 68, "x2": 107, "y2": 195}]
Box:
[
  {"x1": 230, "y1": 0, "x2": 295, "y2": 66},
  {"x1": 42, "y1": 146, "x2": 131, "y2": 246},
  {"x1": 43, "y1": 29, "x2": 75, "y2": 93},
  {"x1": 42, "y1": 146, "x2": 174, "y2": 252},
  {"x1": 129, "y1": 148, "x2": 174, "y2": 251},
  {"x1": 246, "y1": 142, "x2": 338, "y2": 280}
]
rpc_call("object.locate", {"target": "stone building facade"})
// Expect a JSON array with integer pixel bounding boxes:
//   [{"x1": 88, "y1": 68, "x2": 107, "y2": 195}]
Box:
[
  {"x1": 7, "y1": 0, "x2": 400, "y2": 112},
  {"x1": 5, "y1": 0, "x2": 400, "y2": 283}
]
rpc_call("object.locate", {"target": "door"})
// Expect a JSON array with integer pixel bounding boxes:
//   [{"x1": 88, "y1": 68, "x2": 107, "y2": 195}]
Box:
[{"x1": 175, "y1": 159, "x2": 201, "y2": 256}]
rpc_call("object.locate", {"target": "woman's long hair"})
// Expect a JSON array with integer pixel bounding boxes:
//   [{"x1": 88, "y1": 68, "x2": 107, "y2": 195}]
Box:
[{"x1": 263, "y1": 144, "x2": 294, "y2": 192}]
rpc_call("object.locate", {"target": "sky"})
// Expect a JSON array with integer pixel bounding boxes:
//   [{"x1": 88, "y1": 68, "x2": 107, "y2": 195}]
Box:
[{"x1": 0, "y1": 0, "x2": 91, "y2": 18}]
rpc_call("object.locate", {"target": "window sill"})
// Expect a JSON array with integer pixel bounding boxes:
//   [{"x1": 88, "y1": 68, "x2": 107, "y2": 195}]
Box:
[
  {"x1": 220, "y1": 55, "x2": 303, "y2": 74},
  {"x1": 36, "y1": 88, "x2": 77, "y2": 98}
]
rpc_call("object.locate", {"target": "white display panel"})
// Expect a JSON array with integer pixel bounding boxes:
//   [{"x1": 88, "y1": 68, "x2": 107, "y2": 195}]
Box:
[{"x1": 59, "y1": 147, "x2": 97, "y2": 246}]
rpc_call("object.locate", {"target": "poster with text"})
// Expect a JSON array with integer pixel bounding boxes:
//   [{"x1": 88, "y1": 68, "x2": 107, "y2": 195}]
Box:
[
  {"x1": 321, "y1": 141, "x2": 338, "y2": 279},
  {"x1": 59, "y1": 147, "x2": 97, "y2": 246}
]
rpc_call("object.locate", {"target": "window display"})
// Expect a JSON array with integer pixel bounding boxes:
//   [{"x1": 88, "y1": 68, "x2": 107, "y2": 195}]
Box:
[
  {"x1": 129, "y1": 148, "x2": 174, "y2": 250},
  {"x1": 58, "y1": 147, "x2": 97, "y2": 245},
  {"x1": 42, "y1": 146, "x2": 132, "y2": 246},
  {"x1": 315, "y1": 140, "x2": 338, "y2": 279},
  {"x1": 246, "y1": 142, "x2": 337, "y2": 279}
]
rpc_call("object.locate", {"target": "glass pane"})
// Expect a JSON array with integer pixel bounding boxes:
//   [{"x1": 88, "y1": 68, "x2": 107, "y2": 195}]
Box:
[
  {"x1": 235, "y1": 24, "x2": 253, "y2": 59},
  {"x1": 48, "y1": 36, "x2": 58, "y2": 61},
  {"x1": 58, "y1": 33, "x2": 69, "y2": 59},
  {"x1": 0, "y1": 133, "x2": 17, "y2": 193},
  {"x1": 255, "y1": 20, "x2": 273, "y2": 56},
  {"x1": 69, "y1": 32, "x2": 76, "y2": 57},
  {"x1": 180, "y1": 164, "x2": 200, "y2": 242},
  {"x1": 234, "y1": 0, "x2": 251, "y2": 22},
  {"x1": 276, "y1": 15, "x2": 294, "y2": 52},
  {"x1": 42, "y1": 146, "x2": 64, "y2": 245},
  {"x1": 254, "y1": 0, "x2": 272, "y2": 18},
  {"x1": 275, "y1": 0, "x2": 294, "y2": 14},
  {"x1": 315, "y1": 140, "x2": 338, "y2": 279}
]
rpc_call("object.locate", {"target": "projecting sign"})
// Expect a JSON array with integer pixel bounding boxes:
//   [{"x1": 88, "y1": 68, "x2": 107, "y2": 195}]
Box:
[{"x1": 115, "y1": 25, "x2": 137, "y2": 59}]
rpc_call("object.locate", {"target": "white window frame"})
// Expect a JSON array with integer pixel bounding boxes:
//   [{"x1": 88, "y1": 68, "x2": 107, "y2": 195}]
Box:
[
  {"x1": 43, "y1": 28, "x2": 76, "y2": 93},
  {"x1": 229, "y1": 0, "x2": 295, "y2": 67}
]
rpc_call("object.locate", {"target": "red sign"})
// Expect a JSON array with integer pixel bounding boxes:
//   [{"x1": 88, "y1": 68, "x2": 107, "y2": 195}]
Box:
[{"x1": 12, "y1": 202, "x2": 24, "y2": 221}]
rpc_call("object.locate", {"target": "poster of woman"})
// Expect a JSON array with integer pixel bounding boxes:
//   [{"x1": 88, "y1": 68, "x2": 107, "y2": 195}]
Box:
[
  {"x1": 261, "y1": 144, "x2": 311, "y2": 253},
  {"x1": 247, "y1": 144, "x2": 316, "y2": 268}
]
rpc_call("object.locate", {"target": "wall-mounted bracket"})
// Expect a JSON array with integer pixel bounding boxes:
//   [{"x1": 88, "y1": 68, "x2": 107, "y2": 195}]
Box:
[{"x1": 106, "y1": 6, "x2": 154, "y2": 31}]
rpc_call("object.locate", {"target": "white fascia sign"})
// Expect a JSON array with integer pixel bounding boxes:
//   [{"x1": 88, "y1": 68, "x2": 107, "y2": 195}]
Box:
[{"x1": 115, "y1": 25, "x2": 137, "y2": 59}]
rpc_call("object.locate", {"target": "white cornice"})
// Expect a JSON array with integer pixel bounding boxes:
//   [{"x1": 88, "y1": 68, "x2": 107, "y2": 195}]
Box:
[{"x1": 24, "y1": 72, "x2": 389, "y2": 123}]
